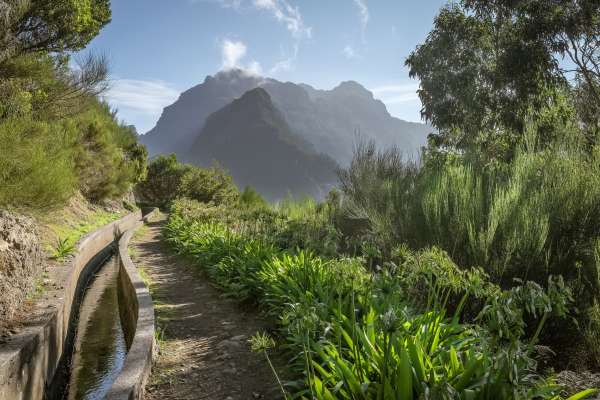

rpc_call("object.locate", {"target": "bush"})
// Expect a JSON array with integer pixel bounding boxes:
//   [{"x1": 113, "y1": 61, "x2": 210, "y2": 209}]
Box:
[
  {"x1": 240, "y1": 186, "x2": 268, "y2": 209},
  {"x1": 136, "y1": 155, "x2": 238, "y2": 208},
  {"x1": 0, "y1": 53, "x2": 147, "y2": 210},
  {"x1": 0, "y1": 118, "x2": 78, "y2": 209},
  {"x1": 179, "y1": 165, "x2": 238, "y2": 206},
  {"x1": 338, "y1": 138, "x2": 600, "y2": 367},
  {"x1": 74, "y1": 103, "x2": 147, "y2": 202}
]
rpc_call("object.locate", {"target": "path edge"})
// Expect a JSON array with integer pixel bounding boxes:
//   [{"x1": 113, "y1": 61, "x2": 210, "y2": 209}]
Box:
[{"x1": 107, "y1": 208, "x2": 159, "y2": 400}]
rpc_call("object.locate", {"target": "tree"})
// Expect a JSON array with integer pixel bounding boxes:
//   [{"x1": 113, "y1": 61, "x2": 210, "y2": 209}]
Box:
[
  {"x1": 465, "y1": 0, "x2": 600, "y2": 104},
  {"x1": 0, "y1": 0, "x2": 111, "y2": 64},
  {"x1": 406, "y1": 0, "x2": 598, "y2": 159},
  {"x1": 179, "y1": 166, "x2": 239, "y2": 206},
  {"x1": 135, "y1": 154, "x2": 190, "y2": 208}
]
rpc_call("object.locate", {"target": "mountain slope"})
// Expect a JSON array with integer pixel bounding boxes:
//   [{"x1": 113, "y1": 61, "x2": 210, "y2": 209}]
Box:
[
  {"x1": 264, "y1": 80, "x2": 428, "y2": 165},
  {"x1": 141, "y1": 69, "x2": 431, "y2": 165},
  {"x1": 186, "y1": 88, "x2": 338, "y2": 200},
  {"x1": 141, "y1": 69, "x2": 264, "y2": 155}
]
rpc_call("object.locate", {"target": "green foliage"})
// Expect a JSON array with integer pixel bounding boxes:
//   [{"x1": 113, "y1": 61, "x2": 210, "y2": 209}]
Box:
[
  {"x1": 0, "y1": 117, "x2": 78, "y2": 209},
  {"x1": 51, "y1": 237, "x2": 76, "y2": 260},
  {"x1": 240, "y1": 186, "x2": 268, "y2": 209},
  {"x1": 338, "y1": 138, "x2": 600, "y2": 366},
  {"x1": 0, "y1": 0, "x2": 111, "y2": 63},
  {"x1": 136, "y1": 154, "x2": 239, "y2": 208},
  {"x1": 164, "y1": 200, "x2": 594, "y2": 399},
  {"x1": 405, "y1": 0, "x2": 599, "y2": 159},
  {"x1": 179, "y1": 165, "x2": 239, "y2": 205},
  {"x1": 74, "y1": 102, "x2": 147, "y2": 201},
  {"x1": 0, "y1": 2, "x2": 146, "y2": 210}
]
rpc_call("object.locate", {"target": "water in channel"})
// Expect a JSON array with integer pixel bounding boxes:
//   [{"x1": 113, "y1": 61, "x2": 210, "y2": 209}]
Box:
[{"x1": 65, "y1": 255, "x2": 127, "y2": 400}]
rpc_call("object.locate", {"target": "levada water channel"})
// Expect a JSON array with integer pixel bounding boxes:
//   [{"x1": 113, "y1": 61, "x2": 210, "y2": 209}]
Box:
[{"x1": 48, "y1": 252, "x2": 131, "y2": 400}]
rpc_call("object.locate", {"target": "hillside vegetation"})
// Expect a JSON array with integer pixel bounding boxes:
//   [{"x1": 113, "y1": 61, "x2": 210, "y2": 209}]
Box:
[{"x1": 0, "y1": 0, "x2": 147, "y2": 211}]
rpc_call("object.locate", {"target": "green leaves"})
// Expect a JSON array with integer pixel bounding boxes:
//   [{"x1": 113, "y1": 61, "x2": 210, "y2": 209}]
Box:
[{"x1": 165, "y1": 199, "x2": 598, "y2": 400}]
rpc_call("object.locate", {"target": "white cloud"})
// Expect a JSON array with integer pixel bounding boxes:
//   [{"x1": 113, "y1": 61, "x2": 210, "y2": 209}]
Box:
[
  {"x1": 189, "y1": 0, "x2": 242, "y2": 9},
  {"x1": 246, "y1": 60, "x2": 263, "y2": 75},
  {"x1": 220, "y1": 39, "x2": 263, "y2": 75},
  {"x1": 270, "y1": 58, "x2": 293, "y2": 73},
  {"x1": 353, "y1": 0, "x2": 369, "y2": 43},
  {"x1": 103, "y1": 79, "x2": 180, "y2": 133},
  {"x1": 105, "y1": 79, "x2": 180, "y2": 115},
  {"x1": 222, "y1": 39, "x2": 247, "y2": 69},
  {"x1": 371, "y1": 83, "x2": 419, "y2": 104},
  {"x1": 252, "y1": 0, "x2": 311, "y2": 39},
  {"x1": 269, "y1": 43, "x2": 299, "y2": 74},
  {"x1": 343, "y1": 45, "x2": 357, "y2": 59},
  {"x1": 199, "y1": 0, "x2": 312, "y2": 74}
]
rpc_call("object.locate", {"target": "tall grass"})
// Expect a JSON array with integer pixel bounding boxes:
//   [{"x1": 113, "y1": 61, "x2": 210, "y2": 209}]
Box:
[{"x1": 338, "y1": 140, "x2": 600, "y2": 367}]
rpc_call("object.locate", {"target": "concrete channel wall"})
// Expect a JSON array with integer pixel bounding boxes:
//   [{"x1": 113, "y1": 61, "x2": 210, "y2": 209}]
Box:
[
  {"x1": 0, "y1": 210, "x2": 150, "y2": 400},
  {"x1": 108, "y1": 209, "x2": 158, "y2": 400}
]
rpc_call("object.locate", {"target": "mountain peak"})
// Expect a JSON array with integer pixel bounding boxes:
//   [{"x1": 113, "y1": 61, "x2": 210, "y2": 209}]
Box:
[
  {"x1": 206, "y1": 68, "x2": 263, "y2": 84},
  {"x1": 236, "y1": 87, "x2": 271, "y2": 104},
  {"x1": 332, "y1": 81, "x2": 373, "y2": 98}
]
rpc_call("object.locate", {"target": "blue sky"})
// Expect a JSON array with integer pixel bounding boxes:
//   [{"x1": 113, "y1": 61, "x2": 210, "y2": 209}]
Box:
[{"x1": 86, "y1": 0, "x2": 448, "y2": 133}]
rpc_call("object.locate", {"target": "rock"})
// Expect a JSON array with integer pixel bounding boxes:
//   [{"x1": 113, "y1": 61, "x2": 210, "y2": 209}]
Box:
[
  {"x1": 0, "y1": 239, "x2": 9, "y2": 252},
  {"x1": 217, "y1": 338, "x2": 243, "y2": 352},
  {"x1": 0, "y1": 210, "x2": 43, "y2": 321}
]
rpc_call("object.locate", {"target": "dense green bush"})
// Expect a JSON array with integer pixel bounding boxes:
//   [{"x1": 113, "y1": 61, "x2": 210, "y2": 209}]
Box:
[
  {"x1": 164, "y1": 200, "x2": 594, "y2": 399},
  {"x1": 135, "y1": 154, "x2": 239, "y2": 208},
  {"x1": 338, "y1": 139, "x2": 600, "y2": 366},
  {"x1": 74, "y1": 103, "x2": 147, "y2": 201},
  {"x1": 0, "y1": 117, "x2": 78, "y2": 209}
]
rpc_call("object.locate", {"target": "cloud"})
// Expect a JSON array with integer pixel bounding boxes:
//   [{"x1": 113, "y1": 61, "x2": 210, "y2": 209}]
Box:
[
  {"x1": 222, "y1": 39, "x2": 247, "y2": 68},
  {"x1": 200, "y1": 0, "x2": 312, "y2": 74},
  {"x1": 220, "y1": 39, "x2": 263, "y2": 75},
  {"x1": 103, "y1": 79, "x2": 180, "y2": 133},
  {"x1": 270, "y1": 58, "x2": 293, "y2": 73},
  {"x1": 343, "y1": 45, "x2": 357, "y2": 59},
  {"x1": 253, "y1": 0, "x2": 311, "y2": 39},
  {"x1": 353, "y1": 0, "x2": 369, "y2": 42},
  {"x1": 105, "y1": 79, "x2": 179, "y2": 115},
  {"x1": 269, "y1": 43, "x2": 299, "y2": 74},
  {"x1": 189, "y1": 0, "x2": 242, "y2": 9},
  {"x1": 246, "y1": 60, "x2": 263, "y2": 75},
  {"x1": 371, "y1": 83, "x2": 420, "y2": 104}
]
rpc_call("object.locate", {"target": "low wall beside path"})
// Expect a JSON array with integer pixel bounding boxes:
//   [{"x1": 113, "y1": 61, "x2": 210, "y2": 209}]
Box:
[{"x1": 0, "y1": 209, "x2": 157, "y2": 400}]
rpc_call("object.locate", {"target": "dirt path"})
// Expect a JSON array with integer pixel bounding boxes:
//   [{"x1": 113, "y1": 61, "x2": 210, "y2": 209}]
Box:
[{"x1": 130, "y1": 216, "x2": 282, "y2": 400}]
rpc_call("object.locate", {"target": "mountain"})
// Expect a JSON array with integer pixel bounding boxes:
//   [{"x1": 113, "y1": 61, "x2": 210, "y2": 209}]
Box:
[
  {"x1": 186, "y1": 88, "x2": 338, "y2": 200},
  {"x1": 141, "y1": 69, "x2": 430, "y2": 164},
  {"x1": 142, "y1": 69, "x2": 264, "y2": 155},
  {"x1": 263, "y1": 80, "x2": 428, "y2": 165},
  {"x1": 140, "y1": 68, "x2": 431, "y2": 199}
]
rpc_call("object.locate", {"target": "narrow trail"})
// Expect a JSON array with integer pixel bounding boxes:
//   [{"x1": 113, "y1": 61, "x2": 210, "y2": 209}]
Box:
[{"x1": 130, "y1": 216, "x2": 282, "y2": 400}]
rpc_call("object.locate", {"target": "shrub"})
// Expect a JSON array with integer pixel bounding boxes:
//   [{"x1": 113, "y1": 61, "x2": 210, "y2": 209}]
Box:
[
  {"x1": 74, "y1": 103, "x2": 147, "y2": 202},
  {"x1": 179, "y1": 165, "x2": 239, "y2": 206},
  {"x1": 240, "y1": 186, "x2": 268, "y2": 209},
  {"x1": 136, "y1": 155, "x2": 238, "y2": 208},
  {"x1": 0, "y1": 117, "x2": 78, "y2": 209}
]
